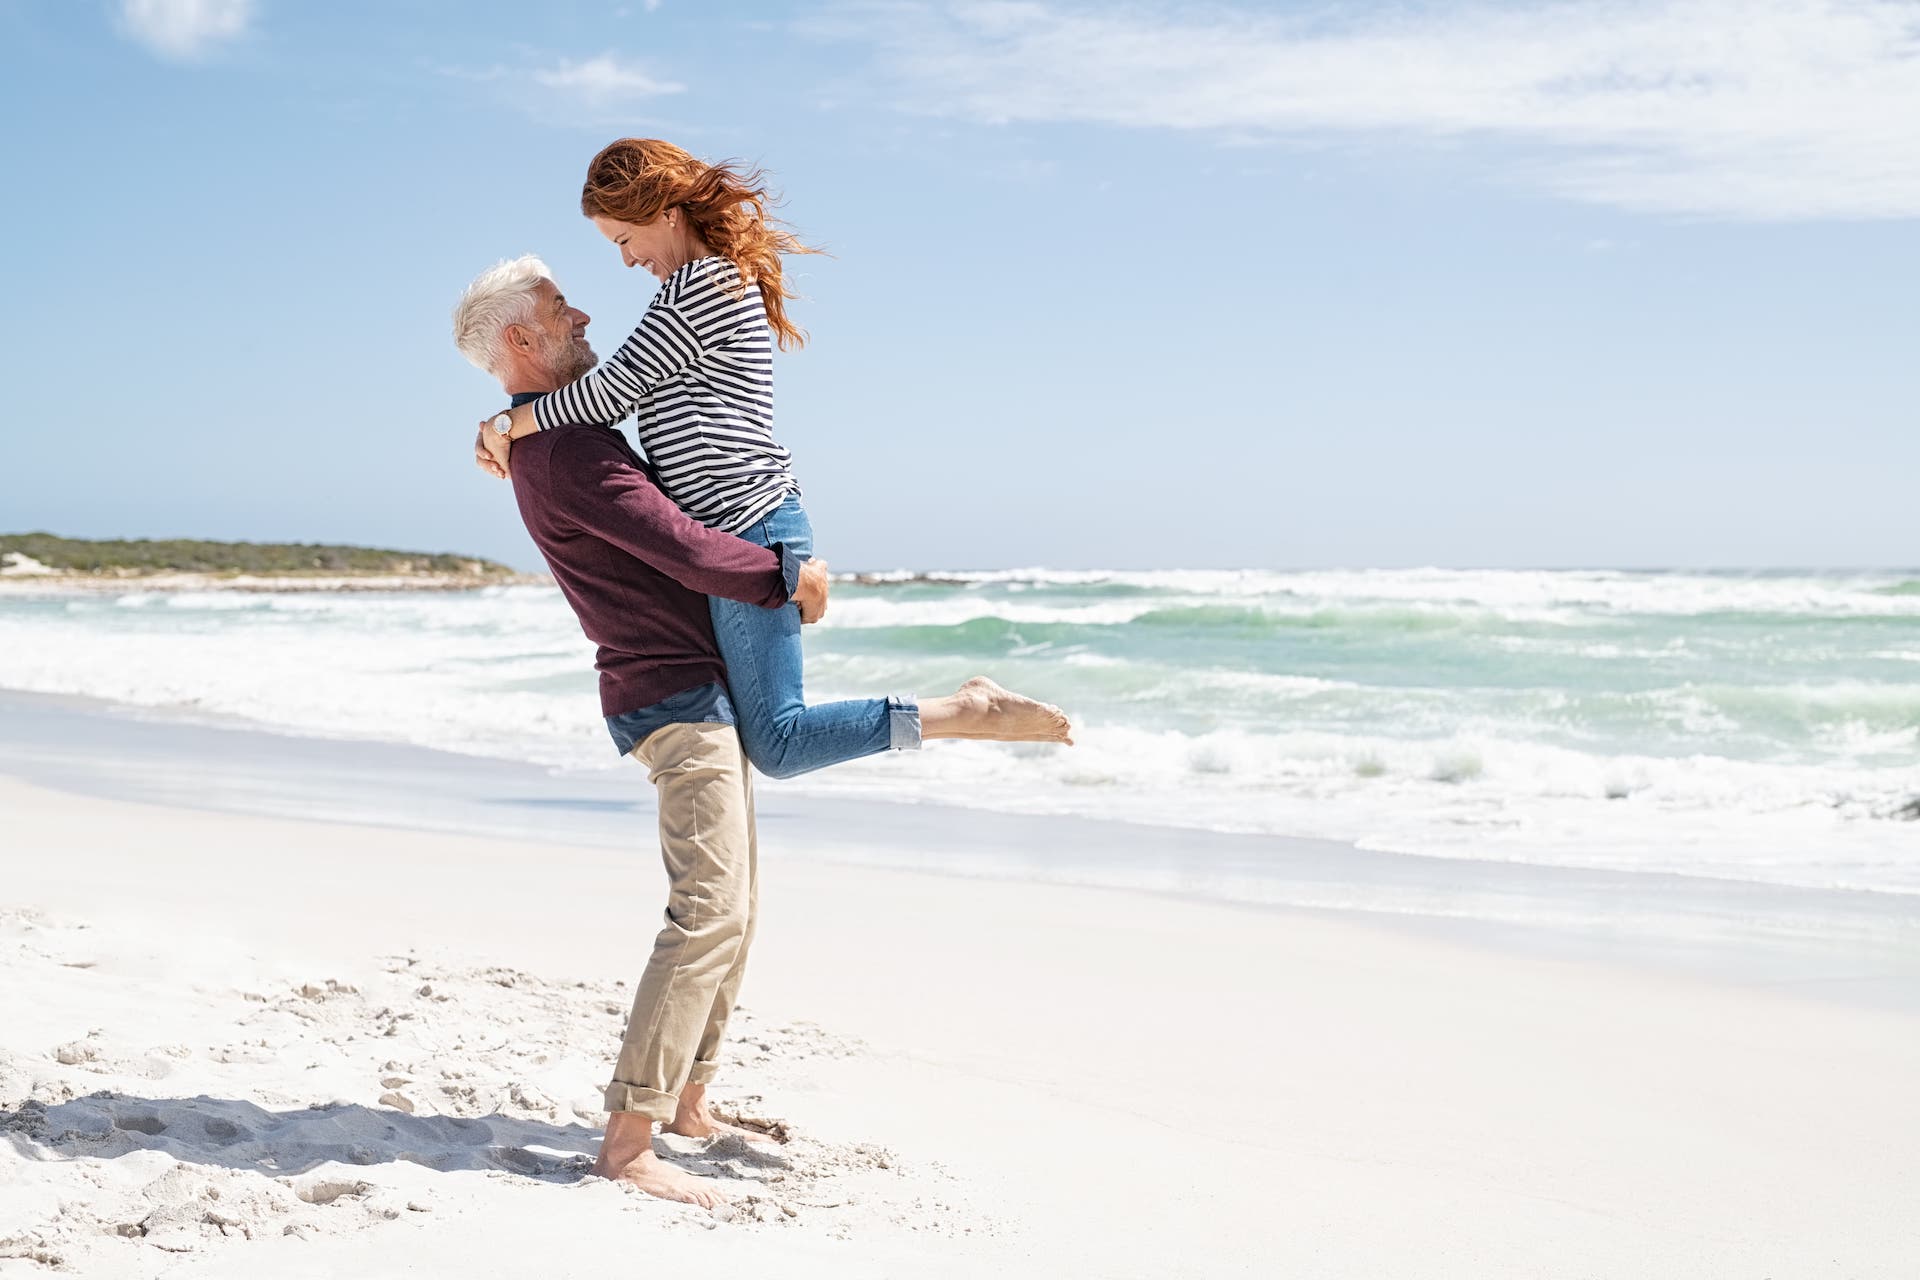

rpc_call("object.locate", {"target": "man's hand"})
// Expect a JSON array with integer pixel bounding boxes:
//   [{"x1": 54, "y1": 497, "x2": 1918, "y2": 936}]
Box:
[
  {"x1": 793, "y1": 557, "x2": 830, "y2": 624},
  {"x1": 475, "y1": 420, "x2": 512, "y2": 480}
]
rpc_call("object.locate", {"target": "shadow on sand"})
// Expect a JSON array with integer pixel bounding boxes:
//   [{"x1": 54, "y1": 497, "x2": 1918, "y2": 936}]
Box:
[{"x1": 2, "y1": 1092, "x2": 600, "y2": 1182}]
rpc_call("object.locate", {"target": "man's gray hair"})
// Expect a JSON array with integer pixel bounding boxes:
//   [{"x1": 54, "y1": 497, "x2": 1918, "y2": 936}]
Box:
[{"x1": 452, "y1": 255, "x2": 553, "y2": 376}]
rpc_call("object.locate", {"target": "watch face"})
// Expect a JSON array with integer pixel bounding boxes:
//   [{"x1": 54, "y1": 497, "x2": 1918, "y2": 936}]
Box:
[{"x1": 493, "y1": 413, "x2": 514, "y2": 435}]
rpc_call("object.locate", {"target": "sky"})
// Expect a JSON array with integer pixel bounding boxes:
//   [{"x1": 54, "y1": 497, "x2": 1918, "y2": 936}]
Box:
[{"x1": 1, "y1": 0, "x2": 1915, "y2": 572}]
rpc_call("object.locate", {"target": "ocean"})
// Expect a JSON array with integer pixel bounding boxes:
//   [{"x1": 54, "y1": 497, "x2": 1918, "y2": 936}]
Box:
[{"x1": 2, "y1": 567, "x2": 1916, "y2": 895}]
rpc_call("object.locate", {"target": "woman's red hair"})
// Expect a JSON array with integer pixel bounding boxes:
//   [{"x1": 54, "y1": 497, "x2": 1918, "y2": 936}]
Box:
[{"x1": 580, "y1": 138, "x2": 822, "y2": 351}]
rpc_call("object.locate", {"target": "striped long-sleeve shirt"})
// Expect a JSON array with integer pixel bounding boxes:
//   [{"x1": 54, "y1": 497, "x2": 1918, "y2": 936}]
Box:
[{"x1": 528, "y1": 256, "x2": 800, "y2": 534}]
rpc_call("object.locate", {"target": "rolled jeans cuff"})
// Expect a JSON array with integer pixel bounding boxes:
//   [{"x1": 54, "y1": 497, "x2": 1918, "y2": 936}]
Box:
[
  {"x1": 772, "y1": 542, "x2": 804, "y2": 601},
  {"x1": 687, "y1": 1058, "x2": 722, "y2": 1086},
  {"x1": 602, "y1": 1081, "x2": 679, "y2": 1123},
  {"x1": 889, "y1": 695, "x2": 921, "y2": 751}
]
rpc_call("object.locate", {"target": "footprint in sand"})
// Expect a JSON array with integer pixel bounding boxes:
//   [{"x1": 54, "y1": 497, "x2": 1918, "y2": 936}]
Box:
[
  {"x1": 202, "y1": 1116, "x2": 245, "y2": 1146},
  {"x1": 112, "y1": 1112, "x2": 167, "y2": 1137}
]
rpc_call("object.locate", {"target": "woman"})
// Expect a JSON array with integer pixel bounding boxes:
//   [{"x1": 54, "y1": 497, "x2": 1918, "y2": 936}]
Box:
[{"x1": 477, "y1": 138, "x2": 1071, "y2": 776}]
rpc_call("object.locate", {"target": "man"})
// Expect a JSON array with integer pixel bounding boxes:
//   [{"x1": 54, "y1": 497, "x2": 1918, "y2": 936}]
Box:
[{"x1": 452, "y1": 255, "x2": 826, "y2": 1209}]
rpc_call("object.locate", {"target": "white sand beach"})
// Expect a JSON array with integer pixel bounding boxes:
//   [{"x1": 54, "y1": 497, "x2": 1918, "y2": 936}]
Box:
[{"x1": 3, "y1": 702, "x2": 1919, "y2": 1278}]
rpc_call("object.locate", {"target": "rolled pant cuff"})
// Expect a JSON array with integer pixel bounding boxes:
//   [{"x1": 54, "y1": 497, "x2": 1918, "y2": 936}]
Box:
[
  {"x1": 686, "y1": 1058, "x2": 722, "y2": 1086},
  {"x1": 889, "y1": 694, "x2": 922, "y2": 751},
  {"x1": 602, "y1": 1082, "x2": 678, "y2": 1123}
]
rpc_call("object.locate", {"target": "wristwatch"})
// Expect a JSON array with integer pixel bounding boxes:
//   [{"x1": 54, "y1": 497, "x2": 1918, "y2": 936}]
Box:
[{"x1": 489, "y1": 411, "x2": 515, "y2": 437}]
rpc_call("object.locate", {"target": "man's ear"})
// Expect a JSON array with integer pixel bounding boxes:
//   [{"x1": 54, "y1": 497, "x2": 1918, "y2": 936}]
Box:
[{"x1": 502, "y1": 322, "x2": 535, "y2": 354}]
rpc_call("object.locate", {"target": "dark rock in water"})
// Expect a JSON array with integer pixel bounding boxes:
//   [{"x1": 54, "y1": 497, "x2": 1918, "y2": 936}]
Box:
[{"x1": 1892, "y1": 797, "x2": 1920, "y2": 821}]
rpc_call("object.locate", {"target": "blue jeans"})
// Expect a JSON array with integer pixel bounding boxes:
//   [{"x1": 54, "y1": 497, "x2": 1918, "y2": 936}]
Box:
[{"x1": 710, "y1": 495, "x2": 920, "y2": 779}]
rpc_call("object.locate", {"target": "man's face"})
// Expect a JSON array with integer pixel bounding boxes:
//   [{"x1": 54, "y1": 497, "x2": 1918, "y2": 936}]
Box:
[{"x1": 516, "y1": 278, "x2": 596, "y2": 383}]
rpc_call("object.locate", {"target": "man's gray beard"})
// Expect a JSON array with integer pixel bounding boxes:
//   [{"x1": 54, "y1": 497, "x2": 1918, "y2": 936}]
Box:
[{"x1": 541, "y1": 333, "x2": 598, "y2": 384}]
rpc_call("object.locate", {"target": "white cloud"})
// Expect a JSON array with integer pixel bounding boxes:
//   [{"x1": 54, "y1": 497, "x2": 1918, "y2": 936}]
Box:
[
  {"x1": 120, "y1": 0, "x2": 252, "y2": 60},
  {"x1": 821, "y1": 0, "x2": 1920, "y2": 221},
  {"x1": 531, "y1": 53, "x2": 684, "y2": 101}
]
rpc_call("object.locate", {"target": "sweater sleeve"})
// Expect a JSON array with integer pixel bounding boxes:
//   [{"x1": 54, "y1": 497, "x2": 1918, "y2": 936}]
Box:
[
  {"x1": 545, "y1": 432, "x2": 793, "y2": 608},
  {"x1": 530, "y1": 260, "x2": 748, "y2": 431}
]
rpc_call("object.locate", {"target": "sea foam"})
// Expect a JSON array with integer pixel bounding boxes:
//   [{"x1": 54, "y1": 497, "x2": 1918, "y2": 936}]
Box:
[{"x1": 3, "y1": 568, "x2": 1915, "y2": 893}]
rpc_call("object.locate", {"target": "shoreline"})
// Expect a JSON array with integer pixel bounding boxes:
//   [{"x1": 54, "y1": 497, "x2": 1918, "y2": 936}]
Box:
[
  {"x1": 0, "y1": 572, "x2": 549, "y2": 594},
  {"x1": 7, "y1": 568, "x2": 1917, "y2": 908},
  {"x1": 4, "y1": 686, "x2": 1918, "y2": 1014}
]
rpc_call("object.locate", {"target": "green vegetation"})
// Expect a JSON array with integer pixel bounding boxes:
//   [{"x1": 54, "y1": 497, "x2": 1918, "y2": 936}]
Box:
[{"x1": 0, "y1": 532, "x2": 517, "y2": 578}]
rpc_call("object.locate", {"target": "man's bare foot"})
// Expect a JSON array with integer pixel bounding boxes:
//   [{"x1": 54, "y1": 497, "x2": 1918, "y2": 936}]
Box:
[
  {"x1": 590, "y1": 1109, "x2": 728, "y2": 1209},
  {"x1": 665, "y1": 1082, "x2": 785, "y2": 1146},
  {"x1": 597, "y1": 1147, "x2": 730, "y2": 1210},
  {"x1": 663, "y1": 1112, "x2": 783, "y2": 1145},
  {"x1": 922, "y1": 676, "x2": 1074, "y2": 744}
]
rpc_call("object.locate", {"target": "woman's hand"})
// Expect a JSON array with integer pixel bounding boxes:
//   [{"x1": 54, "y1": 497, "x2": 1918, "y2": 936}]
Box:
[
  {"x1": 794, "y1": 558, "x2": 830, "y2": 624},
  {"x1": 474, "y1": 404, "x2": 539, "y2": 480},
  {"x1": 474, "y1": 421, "x2": 511, "y2": 479}
]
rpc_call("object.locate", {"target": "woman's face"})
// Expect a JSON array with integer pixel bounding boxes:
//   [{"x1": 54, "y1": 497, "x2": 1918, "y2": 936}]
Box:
[{"x1": 592, "y1": 213, "x2": 685, "y2": 282}]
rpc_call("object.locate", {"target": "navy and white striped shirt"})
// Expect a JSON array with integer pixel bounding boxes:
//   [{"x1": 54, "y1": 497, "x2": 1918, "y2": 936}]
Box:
[{"x1": 529, "y1": 257, "x2": 800, "y2": 534}]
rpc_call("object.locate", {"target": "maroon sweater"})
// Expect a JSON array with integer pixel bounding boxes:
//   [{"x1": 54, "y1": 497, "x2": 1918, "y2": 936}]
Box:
[{"x1": 507, "y1": 423, "x2": 796, "y2": 717}]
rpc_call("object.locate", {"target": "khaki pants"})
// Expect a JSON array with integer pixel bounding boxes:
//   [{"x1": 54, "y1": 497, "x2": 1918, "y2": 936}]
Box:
[{"x1": 603, "y1": 721, "x2": 759, "y2": 1122}]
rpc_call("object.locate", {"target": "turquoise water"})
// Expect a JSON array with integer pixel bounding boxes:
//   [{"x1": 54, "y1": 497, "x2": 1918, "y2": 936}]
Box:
[{"x1": 2, "y1": 567, "x2": 1916, "y2": 891}]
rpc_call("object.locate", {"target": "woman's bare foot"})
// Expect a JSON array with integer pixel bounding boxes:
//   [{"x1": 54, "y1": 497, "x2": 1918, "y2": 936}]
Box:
[
  {"x1": 591, "y1": 1110, "x2": 729, "y2": 1208},
  {"x1": 921, "y1": 676, "x2": 1074, "y2": 744}
]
